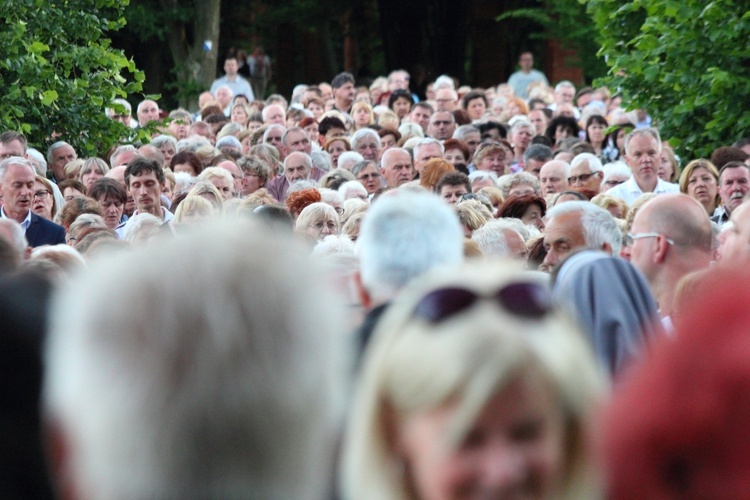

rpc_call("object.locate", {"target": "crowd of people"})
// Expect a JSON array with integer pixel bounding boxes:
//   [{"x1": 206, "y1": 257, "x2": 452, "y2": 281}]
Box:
[{"x1": 3, "y1": 50, "x2": 750, "y2": 498}]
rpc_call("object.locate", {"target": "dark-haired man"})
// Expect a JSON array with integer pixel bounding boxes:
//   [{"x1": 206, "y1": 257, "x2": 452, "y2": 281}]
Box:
[{"x1": 115, "y1": 158, "x2": 173, "y2": 237}]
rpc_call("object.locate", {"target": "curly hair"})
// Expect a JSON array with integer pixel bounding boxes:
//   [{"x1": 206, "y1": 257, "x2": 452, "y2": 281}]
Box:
[{"x1": 286, "y1": 188, "x2": 322, "y2": 218}]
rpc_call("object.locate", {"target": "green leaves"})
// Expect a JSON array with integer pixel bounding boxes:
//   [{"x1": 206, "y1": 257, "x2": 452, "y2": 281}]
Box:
[
  {"x1": 589, "y1": 0, "x2": 750, "y2": 158},
  {"x1": 0, "y1": 0, "x2": 144, "y2": 157}
]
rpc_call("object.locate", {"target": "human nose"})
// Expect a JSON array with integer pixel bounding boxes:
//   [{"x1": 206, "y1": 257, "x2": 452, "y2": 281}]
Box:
[
  {"x1": 479, "y1": 441, "x2": 528, "y2": 491},
  {"x1": 543, "y1": 250, "x2": 557, "y2": 268}
]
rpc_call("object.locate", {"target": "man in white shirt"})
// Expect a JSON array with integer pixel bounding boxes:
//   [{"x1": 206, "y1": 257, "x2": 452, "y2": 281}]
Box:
[
  {"x1": 607, "y1": 128, "x2": 679, "y2": 205},
  {"x1": 210, "y1": 56, "x2": 255, "y2": 101},
  {"x1": 115, "y1": 157, "x2": 173, "y2": 238}
]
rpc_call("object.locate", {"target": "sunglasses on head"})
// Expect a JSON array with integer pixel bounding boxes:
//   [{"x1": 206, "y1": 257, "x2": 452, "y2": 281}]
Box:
[{"x1": 412, "y1": 282, "x2": 551, "y2": 324}]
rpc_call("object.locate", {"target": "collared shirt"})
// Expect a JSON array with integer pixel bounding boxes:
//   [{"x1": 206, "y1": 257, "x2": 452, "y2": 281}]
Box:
[
  {"x1": 711, "y1": 206, "x2": 730, "y2": 226},
  {"x1": 115, "y1": 208, "x2": 174, "y2": 239},
  {"x1": 210, "y1": 75, "x2": 255, "y2": 101},
  {"x1": 0, "y1": 206, "x2": 32, "y2": 230},
  {"x1": 606, "y1": 175, "x2": 680, "y2": 205}
]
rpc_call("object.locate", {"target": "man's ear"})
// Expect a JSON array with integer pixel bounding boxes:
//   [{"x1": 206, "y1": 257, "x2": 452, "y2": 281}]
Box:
[
  {"x1": 654, "y1": 236, "x2": 671, "y2": 263},
  {"x1": 353, "y1": 270, "x2": 373, "y2": 309}
]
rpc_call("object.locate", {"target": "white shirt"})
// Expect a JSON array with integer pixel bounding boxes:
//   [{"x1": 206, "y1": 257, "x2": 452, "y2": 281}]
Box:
[
  {"x1": 0, "y1": 206, "x2": 32, "y2": 231},
  {"x1": 606, "y1": 176, "x2": 680, "y2": 205}
]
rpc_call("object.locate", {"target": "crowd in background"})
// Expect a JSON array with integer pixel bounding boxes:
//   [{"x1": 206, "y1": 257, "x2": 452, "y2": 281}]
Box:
[{"x1": 2, "y1": 49, "x2": 750, "y2": 498}]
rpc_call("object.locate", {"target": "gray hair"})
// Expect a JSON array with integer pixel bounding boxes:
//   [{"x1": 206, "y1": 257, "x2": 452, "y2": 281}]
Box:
[
  {"x1": 46, "y1": 141, "x2": 73, "y2": 165},
  {"x1": 350, "y1": 129, "x2": 381, "y2": 151},
  {"x1": 433, "y1": 75, "x2": 455, "y2": 90},
  {"x1": 338, "y1": 180, "x2": 368, "y2": 200},
  {"x1": 122, "y1": 213, "x2": 162, "y2": 243},
  {"x1": 26, "y1": 148, "x2": 48, "y2": 176},
  {"x1": 44, "y1": 220, "x2": 349, "y2": 498},
  {"x1": 571, "y1": 153, "x2": 604, "y2": 173},
  {"x1": 471, "y1": 219, "x2": 525, "y2": 257},
  {"x1": 356, "y1": 191, "x2": 463, "y2": 302},
  {"x1": 546, "y1": 201, "x2": 622, "y2": 255},
  {"x1": 150, "y1": 135, "x2": 178, "y2": 151},
  {"x1": 350, "y1": 160, "x2": 377, "y2": 178},
  {"x1": 296, "y1": 202, "x2": 339, "y2": 231},
  {"x1": 262, "y1": 124, "x2": 287, "y2": 143},
  {"x1": 496, "y1": 172, "x2": 541, "y2": 198},
  {"x1": 110, "y1": 145, "x2": 137, "y2": 169},
  {"x1": 624, "y1": 127, "x2": 662, "y2": 157},
  {"x1": 452, "y1": 125, "x2": 480, "y2": 142},
  {"x1": 555, "y1": 80, "x2": 575, "y2": 92},
  {"x1": 412, "y1": 138, "x2": 444, "y2": 161},
  {"x1": 468, "y1": 170, "x2": 498, "y2": 187},
  {"x1": 601, "y1": 161, "x2": 631, "y2": 184},
  {"x1": 310, "y1": 151, "x2": 333, "y2": 172},
  {"x1": 523, "y1": 144, "x2": 554, "y2": 164},
  {"x1": 215, "y1": 135, "x2": 242, "y2": 151},
  {"x1": 284, "y1": 152, "x2": 313, "y2": 171},
  {"x1": 337, "y1": 152, "x2": 364, "y2": 171},
  {"x1": 510, "y1": 119, "x2": 535, "y2": 135},
  {"x1": 0, "y1": 156, "x2": 34, "y2": 181}
]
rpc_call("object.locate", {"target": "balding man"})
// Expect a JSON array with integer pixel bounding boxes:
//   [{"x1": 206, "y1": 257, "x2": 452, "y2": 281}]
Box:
[
  {"x1": 539, "y1": 160, "x2": 570, "y2": 195},
  {"x1": 607, "y1": 128, "x2": 679, "y2": 204},
  {"x1": 266, "y1": 152, "x2": 323, "y2": 202},
  {"x1": 413, "y1": 138, "x2": 444, "y2": 175},
  {"x1": 136, "y1": 99, "x2": 161, "y2": 127},
  {"x1": 434, "y1": 88, "x2": 458, "y2": 112},
  {"x1": 427, "y1": 111, "x2": 456, "y2": 141},
  {"x1": 629, "y1": 194, "x2": 713, "y2": 329},
  {"x1": 262, "y1": 104, "x2": 286, "y2": 126},
  {"x1": 569, "y1": 153, "x2": 603, "y2": 193},
  {"x1": 380, "y1": 148, "x2": 414, "y2": 188}
]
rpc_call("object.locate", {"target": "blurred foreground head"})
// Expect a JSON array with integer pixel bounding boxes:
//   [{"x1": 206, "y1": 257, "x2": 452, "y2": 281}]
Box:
[
  {"x1": 600, "y1": 267, "x2": 750, "y2": 498},
  {"x1": 44, "y1": 220, "x2": 349, "y2": 499},
  {"x1": 342, "y1": 262, "x2": 605, "y2": 499}
]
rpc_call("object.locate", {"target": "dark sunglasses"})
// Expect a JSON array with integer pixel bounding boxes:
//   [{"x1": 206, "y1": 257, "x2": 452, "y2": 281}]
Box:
[{"x1": 412, "y1": 282, "x2": 551, "y2": 324}]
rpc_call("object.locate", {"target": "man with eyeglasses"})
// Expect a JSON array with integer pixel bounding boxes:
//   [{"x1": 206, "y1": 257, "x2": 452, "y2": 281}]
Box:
[
  {"x1": 0, "y1": 157, "x2": 65, "y2": 247},
  {"x1": 568, "y1": 153, "x2": 603, "y2": 193},
  {"x1": 434, "y1": 88, "x2": 458, "y2": 112},
  {"x1": 629, "y1": 194, "x2": 712, "y2": 330},
  {"x1": 427, "y1": 111, "x2": 456, "y2": 141},
  {"x1": 606, "y1": 128, "x2": 679, "y2": 204}
]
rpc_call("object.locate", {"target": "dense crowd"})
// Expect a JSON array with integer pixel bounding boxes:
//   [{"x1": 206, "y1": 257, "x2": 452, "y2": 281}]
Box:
[{"x1": 2, "y1": 50, "x2": 750, "y2": 498}]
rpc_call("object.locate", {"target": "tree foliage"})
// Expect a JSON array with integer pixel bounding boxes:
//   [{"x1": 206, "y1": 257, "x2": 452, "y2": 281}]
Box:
[
  {"x1": 0, "y1": 0, "x2": 147, "y2": 156},
  {"x1": 588, "y1": 0, "x2": 750, "y2": 158}
]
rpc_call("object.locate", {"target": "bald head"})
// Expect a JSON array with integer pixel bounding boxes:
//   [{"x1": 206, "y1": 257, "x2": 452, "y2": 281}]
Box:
[
  {"x1": 105, "y1": 165, "x2": 127, "y2": 189},
  {"x1": 539, "y1": 160, "x2": 570, "y2": 195},
  {"x1": 636, "y1": 194, "x2": 712, "y2": 251}
]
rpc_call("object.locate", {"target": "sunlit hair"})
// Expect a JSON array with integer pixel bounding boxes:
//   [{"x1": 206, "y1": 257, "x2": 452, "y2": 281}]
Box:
[
  {"x1": 44, "y1": 220, "x2": 349, "y2": 498},
  {"x1": 187, "y1": 180, "x2": 224, "y2": 212},
  {"x1": 295, "y1": 202, "x2": 339, "y2": 233},
  {"x1": 455, "y1": 201, "x2": 489, "y2": 232},
  {"x1": 341, "y1": 262, "x2": 605, "y2": 499},
  {"x1": 678, "y1": 158, "x2": 719, "y2": 194},
  {"x1": 174, "y1": 195, "x2": 215, "y2": 224},
  {"x1": 420, "y1": 158, "x2": 455, "y2": 191}
]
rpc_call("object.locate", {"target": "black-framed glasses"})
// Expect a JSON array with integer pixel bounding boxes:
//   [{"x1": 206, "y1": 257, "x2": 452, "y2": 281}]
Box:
[
  {"x1": 412, "y1": 283, "x2": 551, "y2": 324},
  {"x1": 568, "y1": 172, "x2": 595, "y2": 184},
  {"x1": 33, "y1": 190, "x2": 51, "y2": 199}
]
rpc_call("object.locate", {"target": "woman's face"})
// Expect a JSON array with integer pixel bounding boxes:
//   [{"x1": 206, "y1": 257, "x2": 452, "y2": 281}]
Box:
[
  {"x1": 555, "y1": 125, "x2": 573, "y2": 142},
  {"x1": 305, "y1": 214, "x2": 339, "y2": 240},
  {"x1": 247, "y1": 120, "x2": 263, "y2": 134},
  {"x1": 522, "y1": 204, "x2": 545, "y2": 230},
  {"x1": 392, "y1": 97, "x2": 412, "y2": 119},
  {"x1": 63, "y1": 186, "x2": 85, "y2": 202},
  {"x1": 381, "y1": 133, "x2": 397, "y2": 151},
  {"x1": 231, "y1": 106, "x2": 248, "y2": 125},
  {"x1": 356, "y1": 164, "x2": 382, "y2": 194},
  {"x1": 159, "y1": 143, "x2": 176, "y2": 166},
  {"x1": 444, "y1": 148, "x2": 467, "y2": 167},
  {"x1": 354, "y1": 107, "x2": 371, "y2": 126},
  {"x1": 395, "y1": 371, "x2": 566, "y2": 499},
  {"x1": 512, "y1": 127, "x2": 533, "y2": 151},
  {"x1": 615, "y1": 129, "x2": 627, "y2": 151},
  {"x1": 242, "y1": 171, "x2": 263, "y2": 196},
  {"x1": 81, "y1": 166, "x2": 104, "y2": 189},
  {"x1": 181, "y1": 207, "x2": 211, "y2": 225},
  {"x1": 587, "y1": 121, "x2": 606, "y2": 144},
  {"x1": 32, "y1": 181, "x2": 53, "y2": 220},
  {"x1": 478, "y1": 153, "x2": 506, "y2": 176},
  {"x1": 658, "y1": 152, "x2": 674, "y2": 182},
  {"x1": 305, "y1": 123, "x2": 320, "y2": 144},
  {"x1": 687, "y1": 166, "x2": 718, "y2": 209},
  {"x1": 307, "y1": 102, "x2": 324, "y2": 119},
  {"x1": 327, "y1": 142, "x2": 347, "y2": 167},
  {"x1": 467, "y1": 98, "x2": 486, "y2": 120},
  {"x1": 99, "y1": 196, "x2": 124, "y2": 229}
]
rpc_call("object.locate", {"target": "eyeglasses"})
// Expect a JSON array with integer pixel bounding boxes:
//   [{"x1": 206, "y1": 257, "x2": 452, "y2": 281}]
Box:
[
  {"x1": 358, "y1": 172, "x2": 381, "y2": 180},
  {"x1": 412, "y1": 283, "x2": 551, "y2": 324},
  {"x1": 33, "y1": 190, "x2": 51, "y2": 199},
  {"x1": 628, "y1": 232, "x2": 675, "y2": 245},
  {"x1": 567, "y1": 172, "x2": 596, "y2": 184}
]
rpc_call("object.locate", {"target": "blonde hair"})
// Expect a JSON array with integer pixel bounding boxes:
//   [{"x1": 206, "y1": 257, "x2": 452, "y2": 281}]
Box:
[
  {"x1": 175, "y1": 195, "x2": 216, "y2": 224},
  {"x1": 341, "y1": 262, "x2": 605, "y2": 499}
]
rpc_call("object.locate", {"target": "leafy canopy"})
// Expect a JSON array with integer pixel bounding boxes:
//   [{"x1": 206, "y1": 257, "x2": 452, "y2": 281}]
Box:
[
  {"x1": 0, "y1": 0, "x2": 149, "y2": 156},
  {"x1": 589, "y1": 0, "x2": 750, "y2": 158}
]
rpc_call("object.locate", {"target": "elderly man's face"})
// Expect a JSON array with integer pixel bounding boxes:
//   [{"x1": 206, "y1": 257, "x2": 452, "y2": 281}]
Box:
[
  {"x1": 569, "y1": 161, "x2": 602, "y2": 192},
  {"x1": 543, "y1": 211, "x2": 586, "y2": 268},
  {"x1": 414, "y1": 143, "x2": 443, "y2": 174},
  {"x1": 215, "y1": 87, "x2": 232, "y2": 108},
  {"x1": 51, "y1": 145, "x2": 77, "y2": 181},
  {"x1": 428, "y1": 112, "x2": 455, "y2": 141},
  {"x1": 381, "y1": 150, "x2": 414, "y2": 187},
  {"x1": 718, "y1": 166, "x2": 750, "y2": 214},
  {"x1": 284, "y1": 130, "x2": 312, "y2": 155},
  {"x1": 356, "y1": 136, "x2": 381, "y2": 162},
  {"x1": 284, "y1": 154, "x2": 310, "y2": 183},
  {"x1": 137, "y1": 100, "x2": 160, "y2": 126},
  {"x1": 539, "y1": 162, "x2": 568, "y2": 195},
  {"x1": 264, "y1": 105, "x2": 285, "y2": 125},
  {"x1": 555, "y1": 86, "x2": 575, "y2": 105},
  {"x1": 334, "y1": 82, "x2": 355, "y2": 108},
  {"x1": 435, "y1": 89, "x2": 457, "y2": 112},
  {"x1": 264, "y1": 128, "x2": 285, "y2": 152},
  {"x1": 0, "y1": 163, "x2": 35, "y2": 218}
]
